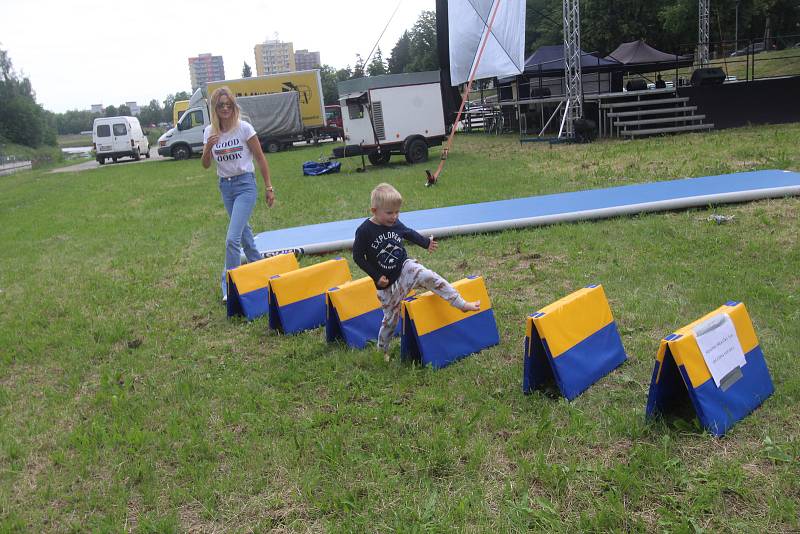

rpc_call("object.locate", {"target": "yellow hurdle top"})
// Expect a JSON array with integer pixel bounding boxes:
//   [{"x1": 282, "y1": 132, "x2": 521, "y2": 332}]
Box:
[
  {"x1": 528, "y1": 285, "x2": 615, "y2": 358},
  {"x1": 402, "y1": 276, "x2": 491, "y2": 336},
  {"x1": 269, "y1": 258, "x2": 351, "y2": 306},
  {"x1": 227, "y1": 253, "x2": 299, "y2": 294},
  {"x1": 327, "y1": 277, "x2": 381, "y2": 322}
]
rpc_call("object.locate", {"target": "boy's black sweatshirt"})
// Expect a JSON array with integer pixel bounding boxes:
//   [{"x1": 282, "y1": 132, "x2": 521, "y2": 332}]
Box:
[{"x1": 352, "y1": 218, "x2": 430, "y2": 288}]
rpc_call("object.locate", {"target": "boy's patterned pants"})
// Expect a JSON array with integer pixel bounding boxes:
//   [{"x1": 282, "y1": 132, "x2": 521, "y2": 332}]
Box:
[{"x1": 376, "y1": 260, "x2": 467, "y2": 351}]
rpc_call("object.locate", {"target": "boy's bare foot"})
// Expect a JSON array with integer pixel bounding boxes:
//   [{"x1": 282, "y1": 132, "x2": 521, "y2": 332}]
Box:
[
  {"x1": 461, "y1": 300, "x2": 481, "y2": 312},
  {"x1": 384, "y1": 351, "x2": 391, "y2": 362}
]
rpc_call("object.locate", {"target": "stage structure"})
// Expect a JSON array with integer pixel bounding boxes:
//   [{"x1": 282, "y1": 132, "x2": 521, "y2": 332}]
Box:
[
  {"x1": 698, "y1": 0, "x2": 710, "y2": 66},
  {"x1": 561, "y1": 0, "x2": 583, "y2": 138}
]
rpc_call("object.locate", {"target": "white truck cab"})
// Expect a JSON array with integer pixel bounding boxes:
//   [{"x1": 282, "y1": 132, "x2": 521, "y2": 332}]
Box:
[
  {"x1": 157, "y1": 103, "x2": 208, "y2": 160},
  {"x1": 93, "y1": 116, "x2": 150, "y2": 164}
]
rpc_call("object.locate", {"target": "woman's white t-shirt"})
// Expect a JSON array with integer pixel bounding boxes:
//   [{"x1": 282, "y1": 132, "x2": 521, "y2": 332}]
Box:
[{"x1": 203, "y1": 120, "x2": 257, "y2": 178}]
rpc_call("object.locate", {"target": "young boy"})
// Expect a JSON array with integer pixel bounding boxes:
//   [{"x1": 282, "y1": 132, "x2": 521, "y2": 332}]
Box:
[{"x1": 352, "y1": 183, "x2": 480, "y2": 359}]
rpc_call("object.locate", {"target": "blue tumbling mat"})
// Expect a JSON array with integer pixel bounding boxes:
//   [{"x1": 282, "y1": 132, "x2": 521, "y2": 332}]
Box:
[{"x1": 254, "y1": 170, "x2": 800, "y2": 256}]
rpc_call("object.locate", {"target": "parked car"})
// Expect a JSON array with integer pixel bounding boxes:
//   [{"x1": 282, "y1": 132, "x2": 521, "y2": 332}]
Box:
[
  {"x1": 92, "y1": 116, "x2": 150, "y2": 164},
  {"x1": 730, "y1": 42, "x2": 765, "y2": 57}
]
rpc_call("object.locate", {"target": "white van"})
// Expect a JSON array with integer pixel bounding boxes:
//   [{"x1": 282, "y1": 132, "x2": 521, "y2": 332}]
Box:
[{"x1": 93, "y1": 116, "x2": 150, "y2": 164}]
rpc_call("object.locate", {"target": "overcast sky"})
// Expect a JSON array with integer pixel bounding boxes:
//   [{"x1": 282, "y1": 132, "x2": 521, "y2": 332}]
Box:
[{"x1": 1, "y1": 0, "x2": 435, "y2": 113}]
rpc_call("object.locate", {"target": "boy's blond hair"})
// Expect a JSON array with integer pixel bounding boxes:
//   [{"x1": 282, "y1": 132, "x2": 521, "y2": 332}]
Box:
[{"x1": 370, "y1": 183, "x2": 403, "y2": 210}]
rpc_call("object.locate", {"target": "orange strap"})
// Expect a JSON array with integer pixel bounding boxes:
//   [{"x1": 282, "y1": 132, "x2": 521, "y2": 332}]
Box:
[{"x1": 428, "y1": 0, "x2": 504, "y2": 186}]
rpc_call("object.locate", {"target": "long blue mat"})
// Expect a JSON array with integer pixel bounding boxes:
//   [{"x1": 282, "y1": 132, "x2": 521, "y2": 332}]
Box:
[{"x1": 254, "y1": 170, "x2": 800, "y2": 256}]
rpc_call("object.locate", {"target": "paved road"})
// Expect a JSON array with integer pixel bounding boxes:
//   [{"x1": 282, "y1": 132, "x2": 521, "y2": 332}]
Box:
[{"x1": 50, "y1": 147, "x2": 166, "y2": 174}]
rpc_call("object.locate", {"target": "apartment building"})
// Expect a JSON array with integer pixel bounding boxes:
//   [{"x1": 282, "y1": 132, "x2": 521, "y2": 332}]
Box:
[
  {"x1": 188, "y1": 53, "x2": 226, "y2": 91},
  {"x1": 294, "y1": 49, "x2": 321, "y2": 71},
  {"x1": 254, "y1": 39, "x2": 295, "y2": 75}
]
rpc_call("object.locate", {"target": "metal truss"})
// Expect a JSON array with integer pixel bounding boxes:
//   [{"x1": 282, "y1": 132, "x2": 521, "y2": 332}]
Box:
[
  {"x1": 698, "y1": 0, "x2": 710, "y2": 66},
  {"x1": 561, "y1": 0, "x2": 583, "y2": 138}
]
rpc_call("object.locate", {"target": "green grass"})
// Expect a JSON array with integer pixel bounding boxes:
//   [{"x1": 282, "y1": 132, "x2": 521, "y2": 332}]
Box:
[
  {"x1": 0, "y1": 142, "x2": 63, "y2": 167},
  {"x1": 1, "y1": 125, "x2": 799, "y2": 531},
  {"x1": 56, "y1": 134, "x2": 93, "y2": 148}
]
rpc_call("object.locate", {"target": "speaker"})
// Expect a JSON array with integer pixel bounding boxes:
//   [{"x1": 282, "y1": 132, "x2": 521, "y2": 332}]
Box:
[
  {"x1": 573, "y1": 118, "x2": 597, "y2": 143},
  {"x1": 626, "y1": 79, "x2": 648, "y2": 91},
  {"x1": 691, "y1": 68, "x2": 726, "y2": 86}
]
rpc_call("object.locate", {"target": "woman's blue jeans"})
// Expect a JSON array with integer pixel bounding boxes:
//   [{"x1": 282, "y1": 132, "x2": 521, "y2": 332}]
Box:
[{"x1": 219, "y1": 172, "x2": 262, "y2": 298}]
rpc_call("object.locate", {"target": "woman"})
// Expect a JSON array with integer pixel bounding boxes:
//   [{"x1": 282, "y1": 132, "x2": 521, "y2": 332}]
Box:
[{"x1": 202, "y1": 86, "x2": 275, "y2": 302}]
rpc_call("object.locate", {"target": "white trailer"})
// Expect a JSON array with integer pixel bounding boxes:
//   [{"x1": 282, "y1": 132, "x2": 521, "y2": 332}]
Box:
[{"x1": 332, "y1": 71, "x2": 446, "y2": 166}]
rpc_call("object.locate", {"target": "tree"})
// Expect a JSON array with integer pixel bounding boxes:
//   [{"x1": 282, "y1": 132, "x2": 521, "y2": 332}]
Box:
[
  {"x1": 104, "y1": 105, "x2": 118, "y2": 117},
  {"x1": 242, "y1": 61, "x2": 252, "y2": 78},
  {"x1": 117, "y1": 105, "x2": 131, "y2": 116},
  {"x1": 367, "y1": 47, "x2": 388, "y2": 76},
  {"x1": 138, "y1": 99, "x2": 163, "y2": 127},
  {"x1": 163, "y1": 91, "x2": 191, "y2": 123},
  {"x1": 406, "y1": 10, "x2": 438, "y2": 72},
  {"x1": 0, "y1": 47, "x2": 56, "y2": 147},
  {"x1": 54, "y1": 109, "x2": 99, "y2": 134},
  {"x1": 352, "y1": 54, "x2": 365, "y2": 78},
  {"x1": 336, "y1": 67, "x2": 353, "y2": 82},
  {"x1": 319, "y1": 64, "x2": 340, "y2": 105},
  {"x1": 388, "y1": 31, "x2": 412, "y2": 74}
]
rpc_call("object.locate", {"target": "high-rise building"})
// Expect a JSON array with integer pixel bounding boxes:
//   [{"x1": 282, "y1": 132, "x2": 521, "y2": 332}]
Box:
[
  {"x1": 254, "y1": 40, "x2": 295, "y2": 75},
  {"x1": 125, "y1": 101, "x2": 140, "y2": 116},
  {"x1": 188, "y1": 53, "x2": 225, "y2": 91},
  {"x1": 91, "y1": 104, "x2": 104, "y2": 114},
  {"x1": 294, "y1": 49, "x2": 321, "y2": 71}
]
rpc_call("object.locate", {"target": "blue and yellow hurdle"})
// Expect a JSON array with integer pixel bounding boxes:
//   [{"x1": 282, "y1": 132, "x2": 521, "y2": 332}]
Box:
[
  {"x1": 523, "y1": 284, "x2": 627, "y2": 400},
  {"x1": 646, "y1": 301, "x2": 773, "y2": 437},
  {"x1": 268, "y1": 258, "x2": 351, "y2": 334},
  {"x1": 326, "y1": 277, "x2": 409, "y2": 349},
  {"x1": 400, "y1": 275, "x2": 499, "y2": 369},
  {"x1": 226, "y1": 253, "x2": 299, "y2": 320}
]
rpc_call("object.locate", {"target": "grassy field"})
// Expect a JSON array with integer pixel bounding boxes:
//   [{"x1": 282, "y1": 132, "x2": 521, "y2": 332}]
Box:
[
  {"x1": 1, "y1": 125, "x2": 799, "y2": 532},
  {"x1": 56, "y1": 134, "x2": 93, "y2": 148}
]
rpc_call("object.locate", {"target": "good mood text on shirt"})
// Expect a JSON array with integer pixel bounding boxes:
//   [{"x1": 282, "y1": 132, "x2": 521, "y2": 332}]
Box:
[{"x1": 214, "y1": 138, "x2": 244, "y2": 161}]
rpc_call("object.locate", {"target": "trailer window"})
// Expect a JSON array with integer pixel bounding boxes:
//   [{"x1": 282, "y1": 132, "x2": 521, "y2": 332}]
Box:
[
  {"x1": 347, "y1": 101, "x2": 364, "y2": 120},
  {"x1": 113, "y1": 123, "x2": 127, "y2": 136},
  {"x1": 96, "y1": 124, "x2": 111, "y2": 137}
]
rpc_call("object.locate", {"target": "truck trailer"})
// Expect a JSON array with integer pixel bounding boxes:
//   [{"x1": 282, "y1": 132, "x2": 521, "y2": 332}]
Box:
[
  {"x1": 332, "y1": 71, "x2": 446, "y2": 166},
  {"x1": 157, "y1": 90, "x2": 304, "y2": 159}
]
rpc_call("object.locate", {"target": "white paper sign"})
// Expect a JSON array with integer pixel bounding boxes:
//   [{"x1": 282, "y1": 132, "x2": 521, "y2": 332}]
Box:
[{"x1": 693, "y1": 313, "x2": 747, "y2": 387}]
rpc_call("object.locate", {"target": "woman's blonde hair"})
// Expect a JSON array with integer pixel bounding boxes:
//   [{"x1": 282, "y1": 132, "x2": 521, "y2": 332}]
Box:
[
  {"x1": 371, "y1": 183, "x2": 403, "y2": 210},
  {"x1": 209, "y1": 86, "x2": 240, "y2": 135}
]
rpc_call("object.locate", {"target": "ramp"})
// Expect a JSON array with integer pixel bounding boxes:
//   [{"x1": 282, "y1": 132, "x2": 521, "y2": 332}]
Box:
[{"x1": 254, "y1": 170, "x2": 800, "y2": 257}]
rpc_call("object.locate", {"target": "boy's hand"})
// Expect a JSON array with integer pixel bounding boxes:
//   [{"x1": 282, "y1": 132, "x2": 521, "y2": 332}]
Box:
[
  {"x1": 427, "y1": 236, "x2": 438, "y2": 252},
  {"x1": 377, "y1": 276, "x2": 390, "y2": 289}
]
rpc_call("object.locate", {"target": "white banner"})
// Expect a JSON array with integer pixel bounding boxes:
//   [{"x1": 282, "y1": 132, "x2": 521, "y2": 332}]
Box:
[
  {"x1": 448, "y1": 0, "x2": 526, "y2": 86},
  {"x1": 693, "y1": 313, "x2": 747, "y2": 387}
]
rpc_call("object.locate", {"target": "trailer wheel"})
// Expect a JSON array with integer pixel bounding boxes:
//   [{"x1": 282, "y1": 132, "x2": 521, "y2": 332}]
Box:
[
  {"x1": 368, "y1": 150, "x2": 391, "y2": 165},
  {"x1": 265, "y1": 140, "x2": 280, "y2": 153},
  {"x1": 404, "y1": 139, "x2": 428, "y2": 164},
  {"x1": 172, "y1": 145, "x2": 190, "y2": 160},
  {"x1": 97, "y1": 157, "x2": 105, "y2": 165}
]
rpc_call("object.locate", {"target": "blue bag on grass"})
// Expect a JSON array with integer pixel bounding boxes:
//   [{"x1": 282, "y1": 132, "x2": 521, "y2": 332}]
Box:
[{"x1": 303, "y1": 161, "x2": 341, "y2": 176}]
